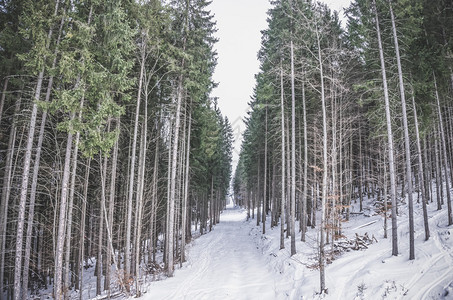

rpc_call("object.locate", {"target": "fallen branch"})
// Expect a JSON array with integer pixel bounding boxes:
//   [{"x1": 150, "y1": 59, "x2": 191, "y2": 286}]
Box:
[{"x1": 352, "y1": 220, "x2": 378, "y2": 230}]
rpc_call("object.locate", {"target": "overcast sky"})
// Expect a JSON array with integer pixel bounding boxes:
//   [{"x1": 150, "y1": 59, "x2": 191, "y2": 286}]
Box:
[{"x1": 208, "y1": 0, "x2": 352, "y2": 170}]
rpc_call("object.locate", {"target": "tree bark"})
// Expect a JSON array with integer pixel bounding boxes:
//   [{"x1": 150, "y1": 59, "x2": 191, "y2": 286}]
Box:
[
  {"x1": 105, "y1": 119, "x2": 119, "y2": 292},
  {"x1": 373, "y1": 0, "x2": 398, "y2": 256},
  {"x1": 316, "y1": 22, "x2": 328, "y2": 294},
  {"x1": 290, "y1": 40, "x2": 297, "y2": 256},
  {"x1": 280, "y1": 63, "x2": 286, "y2": 250},
  {"x1": 433, "y1": 72, "x2": 452, "y2": 225},
  {"x1": 181, "y1": 109, "x2": 192, "y2": 263},
  {"x1": 54, "y1": 114, "x2": 75, "y2": 300},
  {"x1": 0, "y1": 96, "x2": 21, "y2": 299},
  {"x1": 0, "y1": 77, "x2": 9, "y2": 126},
  {"x1": 389, "y1": 1, "x2": 415, "y2": 259},
  {"x1": 301, "y1": 70, "x2": 308, "y2": 242},
  {"x1": 411, "y1": 91, "x2": 429, "y2": 240},
  {"x1": 125, "y1": 41, "x2": 145, "y2": 284},
  {"x1": 78, "y1": 159, "x2": 90, "y2": 300}
]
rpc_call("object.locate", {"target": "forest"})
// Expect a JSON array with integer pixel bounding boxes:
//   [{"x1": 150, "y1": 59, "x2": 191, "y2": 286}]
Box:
[
  {"x1": 233, "y1": 0, "x2": 453, "y2": 295},
  {"x1": 0, "y1": 0, "x2": 453, "y2": 299},
  {"x1": 0, "y1": 0, "x2": 234, "y2": 299}
]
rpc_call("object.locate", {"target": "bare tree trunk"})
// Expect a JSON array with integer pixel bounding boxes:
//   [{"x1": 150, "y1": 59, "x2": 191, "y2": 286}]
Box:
[
  {"x1": 316, "y1": 23, "x2": 327, "y2": 294},
  {"x1": 24, "y1": 4, "x2": 61, "y2": 298},
  {"x1": 100, "y1": 153, "x2": 126, "y2": 295},
  {"x1": 272, "y1": 161, "x2": 277, "y2": 227},
  {"x1": 149, "y1": 136, "x2": 159, "y2": 265},
  {"x1": 97, "y1": 155, "x2": 107, "y2": 296},
  {"x1": 301, "y1": 71, "x2": 308, "y2": 242},
  {"x1": 168, "y1": 75, "x2": 184, "y2": 276},
  {"x1": 433, "y1": 72, "x2": 452, "y2": 225},
  {"x1": 78, "y1": 159, "x2": 90, "y2": 300},
  {"x1": 290, "y1": 40, "x2": 296, "y2": 256},
  {"x1": 373, "y1": 0, "x2": 398, "y2": 256},
  {"x1": 389, "y1": 1, "x2": 415, "y2": 259},
  {"x1": 54, "y1": 115, "x2": 75, "y2": 300},
  {"x1": 0, "y1": 97, "x2": 21, "y2": 299},
  {"x1": 64, "y1": 102, "x2": 82, "y2": 299},
  {"x1": 135, "y1": 100, "x2": 148, "y2": 296},
  {"x1": 257, "y1": 157, "x2": 261, "y2": 227},
  {"x1": 263, "y1": 107, "x2": 267, "y2": 234},
  {"x1": 383, "y1": 144, "x2": 388, "y2": 239},
  {"x1": 14, "y1": 68, "x2": 46, "y2": 300},
  {"x1": 411, "y1": 90, "x2": 429, "y2": 240},
  {"x1": 23, "y1": 12, "x2": 65, "y2": 295},
  {"x1": 280, "y1": 63, "x2": 286, "y2": 250},
  {"x1": 181, "y1": 109, "x2": 192, "y2": 263},
  {"x1": 434, "y1": 133, "x2": 443, "y2": 210},
  {"x1": 0, "y1": 77, "x2": 9, "y2": 126},
  {"x1": 105, "y1": 119, "x2": 120, "y2": 292},
  {"x1": 125, "y1": 45, "x2": 145, "y2": 284}
]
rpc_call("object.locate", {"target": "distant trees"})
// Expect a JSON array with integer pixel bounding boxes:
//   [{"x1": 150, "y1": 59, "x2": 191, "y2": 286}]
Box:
[
  {"x1": 234, "y1": 0, "x2": 453, "y2": 295},
  {"x1": 0, "y1": 0, "x2": 232, "y2": 299}
]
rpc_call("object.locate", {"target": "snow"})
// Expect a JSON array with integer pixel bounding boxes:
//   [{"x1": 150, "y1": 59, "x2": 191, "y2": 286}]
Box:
[
  {"x1": 141, "y1": 204, "x2": 286, "y2": 299},
  {"x1": 139, "y1": 195, "x2": 453, "y2": 300}
]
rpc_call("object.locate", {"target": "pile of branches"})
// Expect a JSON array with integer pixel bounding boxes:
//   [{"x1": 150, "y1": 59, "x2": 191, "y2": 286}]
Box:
[{"x1": 334, "y1": 232, "x2": 378, "y2": 253}]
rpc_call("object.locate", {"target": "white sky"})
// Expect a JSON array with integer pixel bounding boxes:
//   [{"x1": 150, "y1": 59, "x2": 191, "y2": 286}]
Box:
[{"x1": 208, "y1": 0, "x2": 352, "y2": 170}]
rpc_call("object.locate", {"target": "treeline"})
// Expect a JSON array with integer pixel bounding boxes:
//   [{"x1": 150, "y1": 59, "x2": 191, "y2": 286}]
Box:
[
  {"x1": 0, "y1": 0, "x2": 233, "y2": 299},
  {"x1": 234, "y1": 0, "x2": 452, "y2": 294}
]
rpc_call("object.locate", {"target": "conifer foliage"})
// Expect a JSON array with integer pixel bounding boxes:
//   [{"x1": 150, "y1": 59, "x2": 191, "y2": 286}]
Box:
[{"x1": 0, "y1": 0, "x2": 232, "y2": 298}]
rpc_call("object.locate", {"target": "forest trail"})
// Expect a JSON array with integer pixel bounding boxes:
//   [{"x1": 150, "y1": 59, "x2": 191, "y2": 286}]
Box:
[{"x1": 143, "y1": 206, "x2": 283, "y2": 300}]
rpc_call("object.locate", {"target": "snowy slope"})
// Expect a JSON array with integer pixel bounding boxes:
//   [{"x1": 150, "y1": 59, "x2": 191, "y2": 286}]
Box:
[
  {"x1": 250, "y1": 197, "x2": 453, "y2": 299},
  {"x1": 139, "y1": 195, "x2": 453, "y2": 300}
]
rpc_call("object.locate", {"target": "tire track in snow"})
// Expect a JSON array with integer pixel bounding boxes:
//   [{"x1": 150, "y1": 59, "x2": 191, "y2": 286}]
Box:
[
  {"x1": 164, "y1": 232, "x2": 224, "y2": 300},
  {"x1": 413, "y1": 227, "x2": 453, "y2": 299},
  {"x1": 143, "y1": 208, "x2": 281, "y2": 300}
]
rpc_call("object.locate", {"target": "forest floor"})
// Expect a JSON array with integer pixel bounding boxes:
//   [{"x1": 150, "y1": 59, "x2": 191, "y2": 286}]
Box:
[
  {"x1": 141, "y1": 206, "x2": 287, "y2": 299},
  {"x1": 139, "y1": 194, "x2": 453, "y2": 300}
]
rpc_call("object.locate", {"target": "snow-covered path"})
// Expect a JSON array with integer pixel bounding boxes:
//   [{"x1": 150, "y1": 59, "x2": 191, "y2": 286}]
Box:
[{"x1": 142, "y1": 207, "x2": 282, "y2": 300}]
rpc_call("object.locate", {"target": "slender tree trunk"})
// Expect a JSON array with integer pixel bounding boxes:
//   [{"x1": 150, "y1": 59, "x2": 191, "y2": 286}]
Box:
[
  {"x1": 316, "y1": 23, "x2": 328, "y2": 294},
  {"x1": 434, "y1": 133, "x2": 442, "y2": 210},
  {"x1": 257, "y1": 158, "x2": 261, "y2": 227},
  {"x1": 134, "y1": 121, "x2": 147, "y2": 297},
  {"x1": 272, "y1": 162, "x2": 277, "y2": 227},
  {"x1": 433, "y1": 72, "x2": 452, "y2": 225},
  {"x1": 301, "y1": 71, "x2": 308, "y2": 242},
  {"x1": 149, "y1": 136, "x2": 159, "y2": 265},
  {"x1": 383, "y1": 145, "x2": 388, "y2": 239},
  {"x1": 105, "y1": 119, "x2": 119, "y2": 292},
  {"x1": 14, "y1": 70, "x2": 47, "y2": 300},
  {"x1": 168, "y1": 74, "x2": 184, "y2": 276},
  {"x1": 0, "y1": 97, "x2": 21, "y2": 299},
  {"x1": 290, "y1": 40, "x2": 296, "y2": 256},
  {"x1": 63, "y1": 98, "x2": 82, "y2": 299},
  {"x1": 373, "y1": 0, "x2": 398, "y2": 256},
  {"x1": 389, "y1": 1, "x2": 415, "y2": 259},
  {"x1": 411, "y1": 91, "x2": 429, "y2": 240},
  {"x1": 181, "y1": 109, "x2": 192, "y2": 263},
  {"x1": 358, "y1": 128, "x2": 363, "y2": 211},
  {"x1": 125, "y1": 45, "x2": 145, "y2": 284},
  {"x1": 54, "y1": 115, "x2": 75, "y2": 300},
  {"x1": 263, "y1": 107, "x2": 267, "y2": 234},
  {"x1": 99, "y1": 153, "x2": 126, "y2": 295},
  {"x1": 22, "y1": 12, "x2": 65, "y2": 295},
  {"x1": 280, "y1": 63, "x2": 286, "y2": 250},
  {"x1": 27, "y1": 4, "x2": 62, "y2": 297},
  {"x1": 0, "y1": 77, "x2": 9, "y2": 126},
  {"x1": 97, "y1": 155, "x2": 107, "y2": 296},
  {"x1": 78, "y1": 159, "x2": 90, "y2": 300}
]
